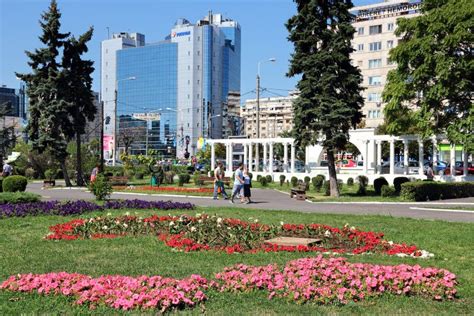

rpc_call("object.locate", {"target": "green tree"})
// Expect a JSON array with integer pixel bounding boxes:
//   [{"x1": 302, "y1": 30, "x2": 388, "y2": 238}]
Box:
[
  {"x1": 62, "y1": 27, "x2": 96, "y2": 186},
  {"x1": 0, "y1": 103, "x2": 17, "y2": 165},
  {"x1": 286, "y1": 0, "x2": 364, "y2": 197},
  {"x1": 383, "y1": 0, "x2": 473, "y2": 151},
  {"x1": 16, "y1": 0, "x2": 72, "y2": 186}
]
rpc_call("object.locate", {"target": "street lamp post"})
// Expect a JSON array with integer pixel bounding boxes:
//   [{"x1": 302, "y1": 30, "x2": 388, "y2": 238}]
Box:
[
  {"x1": 113, "y1": 76, "x2": 136, "y2": 166},
  {"x1": 255, "y1": 58, "x2": 276, "y2": 171}
]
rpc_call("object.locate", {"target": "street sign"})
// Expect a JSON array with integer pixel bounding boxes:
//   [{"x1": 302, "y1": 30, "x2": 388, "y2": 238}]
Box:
[{"x1": 132, "y1": 113, "x2": 161, "y2": 121}]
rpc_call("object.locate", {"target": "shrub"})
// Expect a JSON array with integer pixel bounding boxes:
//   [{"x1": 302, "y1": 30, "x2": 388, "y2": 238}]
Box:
[
  {"x1": 248, "y1": 173, "x2": 253, "y2": 180},
  {"x1": 323, "y1": 180, "x2": 330, "y2": 196},
  {"x1": 134, "y1": 172, "x2": 144, "y2": 180},
  {"x1": 105, "y1": 166, "x2": 124, "y2": 177},
  {"x1": 256, "y1": 175, "x2": 262, "y2": 182},
  {"x1": 279, "y1": 175, "x2": 286, "y2": 186},
  {"x1": 373, "y1": 177, "x2": 389, "y2": 195},
  {"x1": 178, "y1": 174, "x2": 190, "y2": 187},
  {"x1": 312, "y1": 175, "x2": 325, "y2": 192},
  {"x1": 89, "y1": 174, "x2": 112, "y2": 201},
  {"x1": 2, "y1": 175, "x2": 28, "y2": 193},
  {"x1": 0, "y1": 192, "x2": 41, "y2": 204},
  {"x1": 44, "y1": 169, "x2": 57, "y2": 181},
  {"x1": 304, "y1": 176, "x2": 311, "y2": 185},
  {"x1": 347, "y1": 177, "x2": 354, "y2": 186},
  {"x1": 381, "y1": 185, "x2": 396, "y2": 197},
  {"x1": 356, "y1": 175, "x2": 369, "y2": 196},
  {"x1": 265, "y1": 175, "x2": 273, "y2": 183},
  {"x1": 25, "y1": 168, "x2": 36, "y2": 179},
  {"x1": 164, "y1": 171, "x2": 175, "y2": 184},
  {"x1": 259, "y1": 177, "x2": 268, "y2": 187},
  {"x1": 290, "y1": 176, "x2": 298, "y2": 187},
  {"x1": 193, "y1": 173, "x2": 204, "y2": 186},
  {"x1": 394, "y1": 177, "x2": 410, "y2": 193},
  {"x1": 400, "y1": 181, "x2": 474, "y2": 201}
]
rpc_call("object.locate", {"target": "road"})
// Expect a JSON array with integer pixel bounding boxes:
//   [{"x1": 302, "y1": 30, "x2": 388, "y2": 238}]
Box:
[{"x1": 27, "y1": 182, "x2": 474, "y2": 223}]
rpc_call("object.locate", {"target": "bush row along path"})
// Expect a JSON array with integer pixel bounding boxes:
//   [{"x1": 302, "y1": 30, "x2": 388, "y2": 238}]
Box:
[{"x1": 26, "y1": 182, "x2": 474, "y2": 223}]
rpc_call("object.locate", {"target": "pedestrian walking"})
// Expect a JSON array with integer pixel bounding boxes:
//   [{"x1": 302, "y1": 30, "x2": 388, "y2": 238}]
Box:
[
  {"x1": 426, "y1": 162, "x2": 434, "y2": 181},
  {"x1": 213, "y1": 161, "x2": 228, "y2": 200},
  {"x1": 230, "y1": 163, "x2": 244, "y2": 204},
  {"x1": 2, "y1": 161, "x2": 13, "y2": 177},
  {"x1": 242, "y1": 167, "x2": 252, "y2": 204},
  {"x1": 90, "y1": 164, "x2": 99, "y2": 183}
]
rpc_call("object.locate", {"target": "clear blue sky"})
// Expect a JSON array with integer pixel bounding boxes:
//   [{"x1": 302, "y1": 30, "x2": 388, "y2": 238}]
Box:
[{"x1": 0, "y1": 0, "x2": 379, "y2": 102}]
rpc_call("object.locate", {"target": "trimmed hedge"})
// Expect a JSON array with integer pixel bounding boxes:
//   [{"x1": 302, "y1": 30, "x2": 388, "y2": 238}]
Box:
[
  {"x1": 312, "y1": 175, "x2": 325, "y2": 192},
  {"x1": 0, "y1": 192, "x2": 41, "y2": 204},
  {"x1": 279, "y1": 175, "x2": 286, "y2": 186},
  {"x1": 373, "y1": 177, "x2": 389, "y2": 195},
  {"x1": 356, "y1": 175, "x2": 369, "y2": 196},
  {"x1": 2, "y1": 176, "x2": 28, "y2": 192},
  {"x1": 400, "y1": 181, "x2": 474, "y2": 201},
  {"x1": 381, "y1": 185, "x2": 396, "y2": 198},
  {"x1": 265, "y1": 175, "x2": 273, "y2": 183},
  {"x1": 290, "y1": 176, "x2": 298, "y2": 187},
  {"x1": 347, "y1": 177, "x2": 354, "y2": 186},
  {"x1": 394, "y1": 177, "x2": 410, "y2": 193},
  {"x1": 259, "y1": 177, "x2": 268, "y2": 187}
]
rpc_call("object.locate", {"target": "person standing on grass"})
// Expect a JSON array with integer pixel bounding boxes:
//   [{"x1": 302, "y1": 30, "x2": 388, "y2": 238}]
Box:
[
  {"x1": 213, "y1": 161, "x2": 228, "y2": 200},
  {"x1": 242, "y1": 166, "x2": 252, "y2": 204},
  {"x1": 230, "y1": 163, "x2": 244, "y2": 204}
]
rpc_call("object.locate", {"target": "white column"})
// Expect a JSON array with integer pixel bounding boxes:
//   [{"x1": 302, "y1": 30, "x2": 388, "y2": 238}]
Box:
[
  {"x1": 363, "y1": 140, "x2": 369, "y2": 174},
  {"x1": 432, "y1": 136, "x2": 438, "y2": 167},
  {"x1": 229, "y1": 143, "x2": 233, "y2": 169},
  {"x1": 225, "y1": 144, "x2": 231, "y2": 174},
  {"x1": 403, "y1": 140, "x2": 409, "y2": 175},
  {"x1": 255, "y1": 143, "x2": 259, "y2": 172},
  {"x1": 463, "y1": 148, "x2": 468, "y2": 176},
  {"x1": 283, "y1": 142, "x2": 288, "y2": 172},
  {"x1": 269, "y1": 142, "x2": 274, "y2": 174},
  {"x1": 243, "y1": 143, "x2": 248, "y2": 168},
  {"x1": 418, "y1": 138, "x2": 424, "y2": 176},
  {"x1": 389, "y1": 139, "x2": 395, "y2": 175},
  {"x1": 290, "y1": 143, "x2": 295, "y2": 173},
  {"x1": 450, "y1": 143, "x2": 456, "y2": 176},
  {"x1": 376, "y1": 141, "x2": 382, "y2": 174},
  {"x1": 263, "y1": 142, "x2": 268, "y2": 172},
  {"x1": 210, "y1": 143, "x2": 215, "y2": 171},
  {"x1": 248, "y1": 143, "x2": 253, "y2": 173}
]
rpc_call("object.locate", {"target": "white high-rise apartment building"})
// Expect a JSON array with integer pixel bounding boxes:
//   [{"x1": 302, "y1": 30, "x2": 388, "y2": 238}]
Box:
[{"x1": 350, "y1": 0, "x2": 421, "y2": 127}]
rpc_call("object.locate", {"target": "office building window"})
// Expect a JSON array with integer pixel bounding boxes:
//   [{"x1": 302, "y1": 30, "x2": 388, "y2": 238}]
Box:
[
  {"x1": 187, "y1": 65, "x2": 190, "y2": 70},
  {"x1": 197, "y1": 36, "x2": 200, "y2": 41},
  {"x1": 187, "y1": 80, "x2": 190, "y2": 84},
  {"x1": 368, "y1": 92, "x2": 382, "y2": 102},
  {"x1": 368, "y1": 76, "x2": 382, "y2": 86},
  {"x1": 197, "y1": 65, "x2": 200, "y2": 70},
  {"x1": 358, "y1": 43, "x2": 364, "y2": 51},
  {"x1": 357, "y1": 27, "x2": 364, "y2": 35},
  {"x1": 369, "y1": 42, "x2": 382, "y2": 51},
  {"x1": 369, "y1": 25, "x2": 382, "y2": 35},
  {"x1": 188, "y1": 51, "x2": 190, "y2": 56},
  {"x1": 187, "y1": 94, "x2": 190, "y2": 99},
  {"x1": 197, "y1": 79, "x2": 200, "y2": 84},
  {"x1": 387, "y1": 23, "x2": 394, "y2": 31},
  {"x1": 368, "y1": 59, "x2": 382, "y2": 69},
  {"x1": 197, "y1": 50, "x2": 200, "y2": 56},
  {"x1": 387, "y1": 40, "x2": 394, "y2": 49}
]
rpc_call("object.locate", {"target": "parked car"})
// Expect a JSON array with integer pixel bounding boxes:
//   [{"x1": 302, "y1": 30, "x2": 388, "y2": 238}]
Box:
[
  {"x1": 394, "y1": 161, "x2": 420, "y2": 174},
  {"x1": 105, "y1": 159, "x2": 123, "y2": 167},
  {"x1": 295, "y1": 160, "x2": 306, "y2": 172},
  {"x1": 320, "y1": 160, "x2": 328, "y2": 167},
  {"x1": 443, "y1": 161, "x2": 474, "y2": 175},
  {"x1": 340, "y1": 159, "x2": 357, "y2": 168}
]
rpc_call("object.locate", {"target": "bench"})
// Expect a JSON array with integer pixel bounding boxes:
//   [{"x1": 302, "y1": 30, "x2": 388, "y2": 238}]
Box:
[
  {"x1": 107, "y1": 176, "x2": 129, "y2": 186},
  {"x1": 290, "y1": 182, "x2": 307, "y2": 200},
  {"x1": 198, "y1": 176, "x2": 231, "y2": 187}
]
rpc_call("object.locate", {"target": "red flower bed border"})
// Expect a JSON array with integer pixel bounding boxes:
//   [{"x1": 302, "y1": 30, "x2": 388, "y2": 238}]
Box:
[
  {"x1": 46, "y1": 214, "x2": 429, "y2": 257},
  {"x1": 114, "y1": 186, "x2": 213, "y2": 193}
]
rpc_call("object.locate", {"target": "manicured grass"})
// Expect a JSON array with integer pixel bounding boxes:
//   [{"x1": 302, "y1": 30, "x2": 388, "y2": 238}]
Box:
[{"x1": 0, "y1": 206, "x2": 473, "y2": 314}]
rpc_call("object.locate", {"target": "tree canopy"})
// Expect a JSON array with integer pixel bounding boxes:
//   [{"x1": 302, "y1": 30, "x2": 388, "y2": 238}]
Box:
[{"x1": 383, "y1": 0, "x2": 473, "y2": 150}]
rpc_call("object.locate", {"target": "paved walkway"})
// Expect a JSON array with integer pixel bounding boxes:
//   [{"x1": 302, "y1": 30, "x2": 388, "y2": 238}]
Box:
[{"x1": 27, "y1": 183, "x2": 474, "y2": 223}]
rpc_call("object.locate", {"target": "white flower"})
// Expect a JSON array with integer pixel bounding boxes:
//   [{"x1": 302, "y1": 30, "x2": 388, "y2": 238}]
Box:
[
  {"x1": 388, "y1": 241, "x2": 394, "y2": 246},
  {"x1": 254, "y1": 219, "x2": 259, "y2": 223},
  {"x1": 169, "y1": 221, "x2": 175, "y2": 226},
  {"x1": 125, "y1": 212, "x2": 130, "y2": 216},
  {"x1": 324, "y1": 230, "x2": 331, "y2": 237},
  {"x1": 217, "y1": 218, "x2": 223, "y2": 224},
  {"x1": 280, "y1": 221, "x2": 284, "y2": 226},
  {"x1": 344, "y1": 223, "x2": 349, "y2": 228},
  {"x1": 198, "y1": 219, "x2": 203, "y2": 224},
  {"x1": 106, "y1": 212, "x2": 112, "y2": 216},
  {"x1": 123, "y1": 223, "x2": 128, "y2": 228},
  {"x1": 217, "y1": 224, "x2": 221, "y2": 228},
  {"x1": 350, "y1": 226, "x2": 356, "y2": 231},
  {"x1": 227, "y1": 227, "x2": 231, "y2": 230},
  {"x1": 190, "y1": 226, "x2": 197, "y2": 232},
  {"x1": 196, "y1": 213, "x2": 202, "y2": 217},
  {"x1": 102, "y1": 225, "x2": 108, "y2": 230}
]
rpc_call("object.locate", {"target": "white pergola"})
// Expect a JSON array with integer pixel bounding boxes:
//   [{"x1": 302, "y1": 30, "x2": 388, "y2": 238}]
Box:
[{"x1": 206, "y1": 129, "x2": 471, "y2": 180}]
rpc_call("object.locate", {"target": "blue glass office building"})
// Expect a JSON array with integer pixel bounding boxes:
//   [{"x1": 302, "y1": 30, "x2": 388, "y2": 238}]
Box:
[{"x1": 104, "y1": 12, "x2": 241, "y2": 158}]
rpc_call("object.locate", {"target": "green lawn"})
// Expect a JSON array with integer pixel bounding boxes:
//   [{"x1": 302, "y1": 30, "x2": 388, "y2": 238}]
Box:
[{"x1": 0, "y1": 206, "x2": 473, "y2": 314}]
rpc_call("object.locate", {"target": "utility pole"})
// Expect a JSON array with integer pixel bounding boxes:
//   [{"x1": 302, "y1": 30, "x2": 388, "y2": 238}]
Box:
[
  {"x1": 100, "y1": 101, "x2": 104, "y2": 173},
  {"x1": 255, "y1": 73, "x2": 260, "y2": 171}
]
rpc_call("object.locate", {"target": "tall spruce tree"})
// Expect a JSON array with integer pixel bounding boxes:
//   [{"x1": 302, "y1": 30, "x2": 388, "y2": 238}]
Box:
[
  {"x1": 62, "y1": 28, "x2": 96, "y2": 186},
  {"x1": 383, "y1": 0, "x2": 473, "y2": 151},
  {"x1": 16, "y1": 0, "x2": 73, "y2": 186},
  {"x1": 0, "y1": 103, "x2": 17, "y2": 165},
  {"x1": 286, "y1": 0, "x2": 364, "y2": 196}
]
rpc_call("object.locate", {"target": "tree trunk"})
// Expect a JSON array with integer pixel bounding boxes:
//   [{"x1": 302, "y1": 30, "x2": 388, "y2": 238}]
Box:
[
  {"x1": 326, "y1": 147, "x2": 340, "y2": 197},
  {"x1": 76, "y1": 132, "x2": 85, "y2": 186},
  {"x1": 61, "y1": 160, "x2": 72, "y2": 187}
]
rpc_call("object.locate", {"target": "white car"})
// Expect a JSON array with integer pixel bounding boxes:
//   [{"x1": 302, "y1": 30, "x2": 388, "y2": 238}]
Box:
[{"x1": 394, "y1": 161, "x2": 419, "y2": 174}]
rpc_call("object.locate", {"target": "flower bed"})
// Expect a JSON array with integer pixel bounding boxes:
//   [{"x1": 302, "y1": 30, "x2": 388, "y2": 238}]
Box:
[
  {"x1": 114, "y1": 186, "x2": 213, "y2": 194},
  {"x1": 213, "y1": 255, "x2": 457, "y2": 304},
  {"x1": 0, "y1": 272, "x2": 208, "y2": 312},
  {"x1": 46, "y1": 214, "x2": 431, "y2": 257},
  {"x1": 0, "y1": 199, "x2": 194, "y2": 219},
  {"x1": 0, "y1": 257, "x2": 457, "y2": 310}
]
